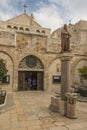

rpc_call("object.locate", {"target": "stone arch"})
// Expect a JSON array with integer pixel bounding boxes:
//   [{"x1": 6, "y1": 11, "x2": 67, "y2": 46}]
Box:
[
  {"x1": 25, "y1": 28, "x2": 29, "y2": 31},
  {"x1": 71, "y1": 58, "x2": 87, "y2": 86},
  {"x1": 18, "y1": 54, "x2": 44, "y2": 91},
  {"x1": 13, "y1": 26, "x2": 18, "y2": 30},
  {"x1": 42, "y1": 30, "x2": 45, "y2": 34},
  {"x1": 48, "y1": 57, "x2": 60, "y2": 68},
  {"x1": 71, "y1": 57, "x2": 87, "y2": 73},
  {"x1": 7, "y1": 25, "x2": 12, "y2": 29},
  {"x1": 19, "y1": 27, "x2": 24, "y2": 31},
  {"x1": 0, "y1": 51, "x2": 14, "y2": 91},
  {"x1": 36, "y1": 30, "x2": 40, "y2": 33},
  {"x1": 18, "y1": 52, "x2": 46, "y2": 69},
  {"x1": 48, "y1": 58, "x2": 61, "y2": 92},
  {"x1": 18, "y1": 55, "x2": 44, "y2": 70}
]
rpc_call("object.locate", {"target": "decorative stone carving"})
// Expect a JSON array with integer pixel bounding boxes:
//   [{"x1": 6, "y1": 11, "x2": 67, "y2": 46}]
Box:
[
  {"x1": 26, "y1": 55, "x2": 37, "y2": 68},
  {"x1": 18, "y1": 55, "x2": 44, "y2": 70}
]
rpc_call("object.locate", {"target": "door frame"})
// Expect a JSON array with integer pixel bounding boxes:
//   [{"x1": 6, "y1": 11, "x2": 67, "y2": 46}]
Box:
[{"x1": 18, "y1": 70, "x2": 44, "y2": 91}]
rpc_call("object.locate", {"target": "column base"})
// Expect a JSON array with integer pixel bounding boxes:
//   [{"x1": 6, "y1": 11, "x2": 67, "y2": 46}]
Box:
[
  {"x1": 59, "y1": 100, "x2": 67, "y2": 116},
  {"x1": 65, "y1": 92, "x2": 78, "y2": 119},
  {"x1": 66, "y1": 104, "x2": 78, "y2": 119},
  {"x1": 49, "y1": 96, "x2": 60, "y2": 112}
]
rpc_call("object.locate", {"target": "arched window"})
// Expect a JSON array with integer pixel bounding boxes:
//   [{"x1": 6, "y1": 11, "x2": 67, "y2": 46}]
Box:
[
  {"x1": 25, "y1": 28, "x2": 29, "y2": 31},
  {"x1": 36, "y1": 30, "x2": 40, "y2": 33},
  {"x1": 19, "y1": 55, "x2": 44, "y2": 69},
  {"x1": 13, "y1": 26, "x2": 18, "y2": 30},
  {"x1": 42, "y1": 30, "x2": 45, "y2": 34},
  {"x1": 19, "y1": 27, "x2": 24, "y2": 31},
  {"x1": 7, "y1": 25, "x2": 12, "y2": 29}
]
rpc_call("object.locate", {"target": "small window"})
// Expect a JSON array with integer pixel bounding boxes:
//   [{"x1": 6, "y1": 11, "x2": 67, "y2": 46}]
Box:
[
  {"x1": 13, "y1": 26, "x2": 18, "y2": 30},
  {"x1": 7, "y1": 25, "x2": 12, "y2": 29},
  {"x1": 36, "y1": 30, "x2": 40, "y2": 33},
  {"x1": 25, "y1": 28, "x2": 29, "y2": 31},
  {"x1": 42, "y1": 30, "x2": 45, "y2": 34},
  {"x1": 19, "y1": 27, "x2": 24, "y2": 31}
]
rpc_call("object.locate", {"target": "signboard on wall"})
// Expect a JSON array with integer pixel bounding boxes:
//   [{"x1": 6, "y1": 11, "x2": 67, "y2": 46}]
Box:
[
  {"x1": 2, "y1": 75, "x2": 10, "y2": 84},
  {"x1": 53, "y1": 75, "x2": 61, "y2": 83}
]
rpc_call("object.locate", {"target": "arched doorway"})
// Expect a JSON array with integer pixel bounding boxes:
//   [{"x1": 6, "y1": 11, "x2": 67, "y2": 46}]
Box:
[{"x1": 18, "y1": 55, "x2": 44, "y2": 91}]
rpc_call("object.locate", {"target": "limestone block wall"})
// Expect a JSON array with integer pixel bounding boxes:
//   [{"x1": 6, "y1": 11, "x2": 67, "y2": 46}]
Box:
[
  {"x1": 16, "y1": 33, "x2": 47, "y2": 53},
  {"x1": 75, "y1": 20, "x2": 87, "y2": 30}
]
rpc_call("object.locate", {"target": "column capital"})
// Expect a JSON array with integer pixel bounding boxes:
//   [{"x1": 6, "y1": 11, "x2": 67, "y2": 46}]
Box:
[{"x1": 58, "y1": 52, "x2": 74, "y2": 61}]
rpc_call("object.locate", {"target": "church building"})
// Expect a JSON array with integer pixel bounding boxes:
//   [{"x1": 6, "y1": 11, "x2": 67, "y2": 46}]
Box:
[{"x1": 0, "y1": 12, "x2": 87, "y2": 92}]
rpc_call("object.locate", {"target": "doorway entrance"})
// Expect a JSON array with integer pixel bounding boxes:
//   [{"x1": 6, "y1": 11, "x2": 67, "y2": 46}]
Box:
[
  {"x1": 18, "y1": 55, "x2": 44, "y2": 91},
  {"x1": 18, "y1": 71, "x2": 44, "y2": 91}
]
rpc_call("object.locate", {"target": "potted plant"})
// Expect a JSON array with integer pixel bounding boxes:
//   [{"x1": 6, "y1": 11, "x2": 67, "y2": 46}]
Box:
[
  {"x1": 0, "y1": 59, "x2": 8, "y2": 86},
  {"x1": 0, "y1": 59, "x2": 8, "y2": 105}
]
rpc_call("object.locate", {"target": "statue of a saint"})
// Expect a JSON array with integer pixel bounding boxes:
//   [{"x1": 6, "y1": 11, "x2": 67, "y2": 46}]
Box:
[{"x1": 61, "y1": 24, "x2": 71, "y2": 52}]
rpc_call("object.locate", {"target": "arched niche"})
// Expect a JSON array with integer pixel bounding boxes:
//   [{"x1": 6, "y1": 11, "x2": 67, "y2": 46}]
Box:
[
  {"x1": 48, "y1": 58, "x2": 61, "y2": 92},
  {"x1": 73, "y1": 59, "x2": 87, "y2": 86}
]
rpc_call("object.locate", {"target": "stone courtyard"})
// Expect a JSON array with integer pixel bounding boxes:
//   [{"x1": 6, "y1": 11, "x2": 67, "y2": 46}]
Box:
[{"x1": 0, "y1": 87, "x2": 87, "y2": 130}]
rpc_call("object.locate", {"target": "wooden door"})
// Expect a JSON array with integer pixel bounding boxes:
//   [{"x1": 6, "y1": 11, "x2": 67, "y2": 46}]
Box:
[
  {"x1": 18, "y1": 71, "x2": 23, "y2": 90},
  {"x1": 37, "y1": 72, "x2": 44, "y2": 90},
  {"x1": 18, "y1": 71, "x2": 27, "y2": 90}
]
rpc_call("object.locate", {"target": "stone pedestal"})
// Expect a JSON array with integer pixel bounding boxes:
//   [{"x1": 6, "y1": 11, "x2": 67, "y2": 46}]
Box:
[
  {"x1": 59, "y1": 100, "x2": 67, "y2": 116},
  {"x1": 59, "y1": 53, "x2": 73, "y2": 101},
  {"x1": 49, "y1": 95, "x2": 60, "y2": 112},
  {"x1": 49, "y1": 96, "x2": 67, "y2": 116},
  {"x1": 65, "y1": 92, "x2": 78, "y2": 119},
  {"x1": 49, "y1": 52, "x2": 78, "y2": 119}
]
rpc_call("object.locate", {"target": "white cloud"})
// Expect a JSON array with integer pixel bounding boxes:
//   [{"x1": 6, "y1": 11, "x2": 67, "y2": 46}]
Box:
[
  {"x1": 33, "y1": 0, "x2": 87, "y2": 32},
  {"x1": 33, "y1": 2, "x2": 64, "y2": 32},
  {"x1": 0, "y1": 0, "x2": 87, "y2": 32},
  {"x1": 58, "y1": 0, "x2": 87, "y2": 23},
  {"x1": 0, "y1": 0, "x2": 25, "y2": 20}
]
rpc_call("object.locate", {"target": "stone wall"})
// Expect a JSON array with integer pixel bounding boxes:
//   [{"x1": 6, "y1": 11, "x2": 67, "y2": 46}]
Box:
[{"x1": 48, "y1": 58, "x2": 61, "y2": 92}]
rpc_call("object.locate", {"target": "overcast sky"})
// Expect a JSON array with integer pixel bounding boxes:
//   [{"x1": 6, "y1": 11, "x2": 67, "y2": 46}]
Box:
[{"x1": 0, "y1": 0, "x2": 87, "y2": 31}]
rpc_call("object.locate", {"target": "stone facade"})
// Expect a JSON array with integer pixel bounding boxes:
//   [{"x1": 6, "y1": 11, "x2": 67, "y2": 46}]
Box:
[{"x1": 0, "y1": 13, "x2": 87, "y2": 92}]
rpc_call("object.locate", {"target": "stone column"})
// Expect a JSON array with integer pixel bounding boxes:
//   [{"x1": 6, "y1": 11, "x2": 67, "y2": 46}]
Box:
[
  {"x1": 59, "y1": 53, "x2": 73, "y2": 101},
  {"x1": 58, "y1": 53, "x2": 73, "y2": 115},
  {"x1": 49, "y1": 53, "x2": 74, "y2": 116}
]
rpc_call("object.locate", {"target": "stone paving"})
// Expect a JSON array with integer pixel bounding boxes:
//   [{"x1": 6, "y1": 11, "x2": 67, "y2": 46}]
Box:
[{"x1": 0, "y1": 90, "x2": 87, "y2": 130}]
